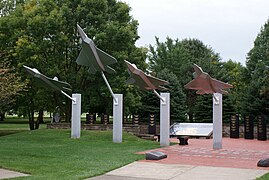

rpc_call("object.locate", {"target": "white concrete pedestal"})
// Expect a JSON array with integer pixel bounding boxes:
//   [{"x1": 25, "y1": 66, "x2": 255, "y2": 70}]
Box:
[
  {"x1": 71, "y1": 94, "x2": 81, "y2": 139},
  {"x1": 213, "y1": 93, "x2": 222, "y2": 149},
  {"x1": 113, "y1": 94, "x2": 123, "y2": 143},
  {"x1": 160, "y1": 93, "x2": 170, "y2": 146}
]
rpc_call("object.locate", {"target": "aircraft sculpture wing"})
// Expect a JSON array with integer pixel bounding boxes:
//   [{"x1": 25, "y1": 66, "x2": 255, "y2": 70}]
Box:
[
  {"x1": 210, "y1": 78, "x2": 232, "y2": 94},
  {"x1": 124, "y1": 60, "x2": 169, "y2": 91},
  {"x1": 211, "y1": 79, "x2": 233, "y2": 90},
  {"x1": 23, "y1": 65, "x2": 72, "y2": 93},
  {"x1": 146, "y1": 75, "x2": 169, "y2": 90},
  {"x1": 46, "y1": 77, "x2": 72, "y2": 92},
  {"x1": 76, "y1": 24, "x2": 117, "y2": 74},
  {"x1": 76, "y1": 47, "x2": 117, "y2": 74},
  {"x1": 126, "y1": 69, "x2": 149, "y2": 90},
  {"x1": 184, "y1": 79, "x2": 201, "y2": 90},
  {"x1": 96, "y1": 47, "x2": 117, "y2": 73}
]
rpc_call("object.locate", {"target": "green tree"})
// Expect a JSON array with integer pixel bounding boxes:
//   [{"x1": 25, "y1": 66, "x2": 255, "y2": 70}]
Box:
[
  {"x1": 0, "y1": 0, "x2": 145, "y2": 128},
  {"x1": 215, "y1": 60, "x2": 244, "y2": 114},
  {"x1": 241, "y1": 19, "x2": 269, "y2": 116},
  {"x1": 0, "y1": 56, "x2": 25, "y2": 121},
  {"x1": 193, "y1": 94, "x2": 212, "y2": 122},
  {"x1": 148, "y1": 37, "x2": 222, "y2": 122},
  {"x1": 157, "y1": 68, "x2": 186, "y2": 123},
  {"x1": 0, "y1": 0, "x2": 25, "y2": 16}
]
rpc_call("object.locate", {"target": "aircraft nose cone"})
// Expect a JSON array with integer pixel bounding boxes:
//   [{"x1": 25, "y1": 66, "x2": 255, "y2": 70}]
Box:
[
  {"x1": 77, "y1": 24, "x2": 87, "y2": 40},
  {"x1": 124, "y1": 60, "x2": 136, "y2": 72}
]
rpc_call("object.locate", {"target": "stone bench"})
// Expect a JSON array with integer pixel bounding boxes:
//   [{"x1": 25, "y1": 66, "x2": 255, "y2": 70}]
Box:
[{"x1": 170, "y1": 123, "x2": 213, "y2": 145}]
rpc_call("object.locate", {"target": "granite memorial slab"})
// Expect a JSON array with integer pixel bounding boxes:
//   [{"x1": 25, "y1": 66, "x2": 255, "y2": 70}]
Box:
[
  {"x1": 257, "y1": 114, "x2": 267, "y2": 141},
  {"x1": 145, "y1": 151, "x2": 167, "y2": 160},
  {"x1": 230, "y1": 115, "x2": 239, "y2": 138},
  {"x1": 244, "y1": 115, "x2": 254, "y2": 139},
  {"x1": 148, "y1": 114, "x2": 156, "y2": 134},
  {"x1": 133, "y1": 114, "x2": 140, "y2": 125}
]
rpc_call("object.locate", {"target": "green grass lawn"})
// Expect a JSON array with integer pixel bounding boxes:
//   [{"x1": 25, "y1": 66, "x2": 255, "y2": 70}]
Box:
[
  {"x1": 257, "y1": 173, "x2": 269, "y2": 180},
  {"x1": 0, "y1": 117, "x2": 49, "y2": 136},
  {"x1": 0, "y1": 129, "x2": 160, "y2": 179}
]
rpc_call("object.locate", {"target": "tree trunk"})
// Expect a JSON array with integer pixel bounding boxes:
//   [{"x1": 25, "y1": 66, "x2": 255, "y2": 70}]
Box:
[
  {"x1": 35, "y1": 109, "x2": 44, "y2": 129},
  {"x1": 0, "y1": 113, "x2": 5, "y2": 121},
  {"x1": 28, "y1": 110, "x2": 35, "y2": 130},
  {"x1": 38, "y1": 109, "x2": 44, "y2": 123}
]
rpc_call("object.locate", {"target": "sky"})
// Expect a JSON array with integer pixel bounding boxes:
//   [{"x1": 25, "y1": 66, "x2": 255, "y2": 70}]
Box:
[{"x1": 121, "y1": 0, "x2": 269, "y2": 65}]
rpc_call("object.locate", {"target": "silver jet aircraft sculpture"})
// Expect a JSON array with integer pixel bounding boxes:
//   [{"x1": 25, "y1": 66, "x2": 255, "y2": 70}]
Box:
[
  {"x1": 184, "y1": 63, "x2": 233, "y2": 149},
  {"x1": 24, "y1": 65, "x2": 82, "y2": 138},
  {"x1": 23, "y1": 65, "x2": 73, "y2": 101},
  {"x1": 124, "y1": 60, "x2": 169, "y2": 101},
  {"x1": 76, "y1": 24, "x2": 123, "y2": 143},
  {"x1": 124, "y1": 60, "x2": 170, "y2": 146},
  {"x1": 76, "y1": 24, "x2": 117, "y2": 102},
  {"x1": 184, "y1": 64, "x2": 233, "y2": 95}
]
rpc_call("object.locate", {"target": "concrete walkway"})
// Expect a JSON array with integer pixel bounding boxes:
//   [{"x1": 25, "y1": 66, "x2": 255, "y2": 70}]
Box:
[
  {"x1": 88, "y1": 162, "x2": 268, "y2": 180},
  {"x1": 0, "y1": 169, "x2": 29, "y2": 179},
  {"x1": 89, "y1": 138, "x2": 269, "y2": 180}
]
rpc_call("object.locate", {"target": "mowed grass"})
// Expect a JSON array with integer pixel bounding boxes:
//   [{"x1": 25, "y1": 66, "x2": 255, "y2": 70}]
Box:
[
  {"x1": 0, "y1": 129, "x2": 160, "y2": 179},
  {"x1": 0, "y1": 117, "x2": 48, "y2": 136},
  {"x1": 257, "y1": 173, "x2": 269, "y2": 180}
]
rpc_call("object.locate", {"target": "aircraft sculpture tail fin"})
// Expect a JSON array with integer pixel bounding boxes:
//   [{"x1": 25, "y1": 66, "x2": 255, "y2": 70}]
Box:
[
  {"x1": 193, "y1": 64, "x2": 203, "y2": 77},
  {"x1": 126, "y1": 77, "x2": 136, "y2": 84},
  {"x1": 88, "y1": 65, "x2": 97, "y2": 74}
]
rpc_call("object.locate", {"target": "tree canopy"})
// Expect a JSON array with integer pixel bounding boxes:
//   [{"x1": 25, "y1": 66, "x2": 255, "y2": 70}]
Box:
[
  {"x1": 240, "y1": 19, "x2": 269, "y2": 116},
  {"x1": 0, "y1": 0, "x2": 146, "y2": 127},
  {"x1": 1, "y1": 0, "x2": 269, "y2": 127}
]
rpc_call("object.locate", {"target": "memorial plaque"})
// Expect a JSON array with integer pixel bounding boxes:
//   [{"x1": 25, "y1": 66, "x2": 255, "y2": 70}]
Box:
[
  {"x1": 101, "y1": 114, "x2": 109, "y2": 125},
  {"x1": 132, "y1": 114, "x2": 140, "y2": 125},
  {"x1": 148, "y1": 114, "x2": 156, "y2": 134},
  {"x1": 244, "y1": 115, "x2": 254, "y2": 139},
  {"x1": 145, "y1": 151, "x2": 167, "y2": 160},
  {"x1": 170, "y1": 123, "x2": 213, "y2": 137},
  {"x1": 257, "y1": 115, "x2": 267, "y2": 141},
  {"x1": 230, "y1": 115, "x2": 239, "y2": 138}
]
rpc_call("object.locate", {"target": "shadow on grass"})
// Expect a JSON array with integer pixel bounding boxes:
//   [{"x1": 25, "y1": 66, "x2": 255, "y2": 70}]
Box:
[{"x1": 0, "y1": 130, "x2": 27, "y2": 137}]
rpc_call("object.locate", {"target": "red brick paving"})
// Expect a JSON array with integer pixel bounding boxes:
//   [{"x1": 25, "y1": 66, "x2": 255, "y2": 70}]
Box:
[{"x1": 138, "y1": 137, "x2": 269, "y2": 170}]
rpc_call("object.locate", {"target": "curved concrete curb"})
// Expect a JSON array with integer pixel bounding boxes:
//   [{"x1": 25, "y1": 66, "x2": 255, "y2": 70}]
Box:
[{"x1": 0, "y1": 169, "x2": 29, "y2": 179}]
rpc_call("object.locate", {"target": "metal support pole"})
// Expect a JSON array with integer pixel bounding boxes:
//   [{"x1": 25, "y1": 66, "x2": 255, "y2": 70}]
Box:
[
  {"x1": 113, "y1": 94, "x2": 123, "y2": 143},
  {"x1": 160, "y1": 93, "x2": 170, "y2": 146},
  {"x1": 213, "y1": 94, "x2": 219, "y2": 105},
  {"x1": 101, "y1": 71, "x2": 117, "y2": 103},
  {"x1": 213, "y1": 93, "x2": 222, "y2": 149},
  {"x1": 61, "y1": 90, "x2": 75, "y2": 102},
  {"x1": 71, "y1": 94, "x2": 81, "y2": 138},
  {"x1": 153, "y1": 90, "x2": 165, "y2": 103}
]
